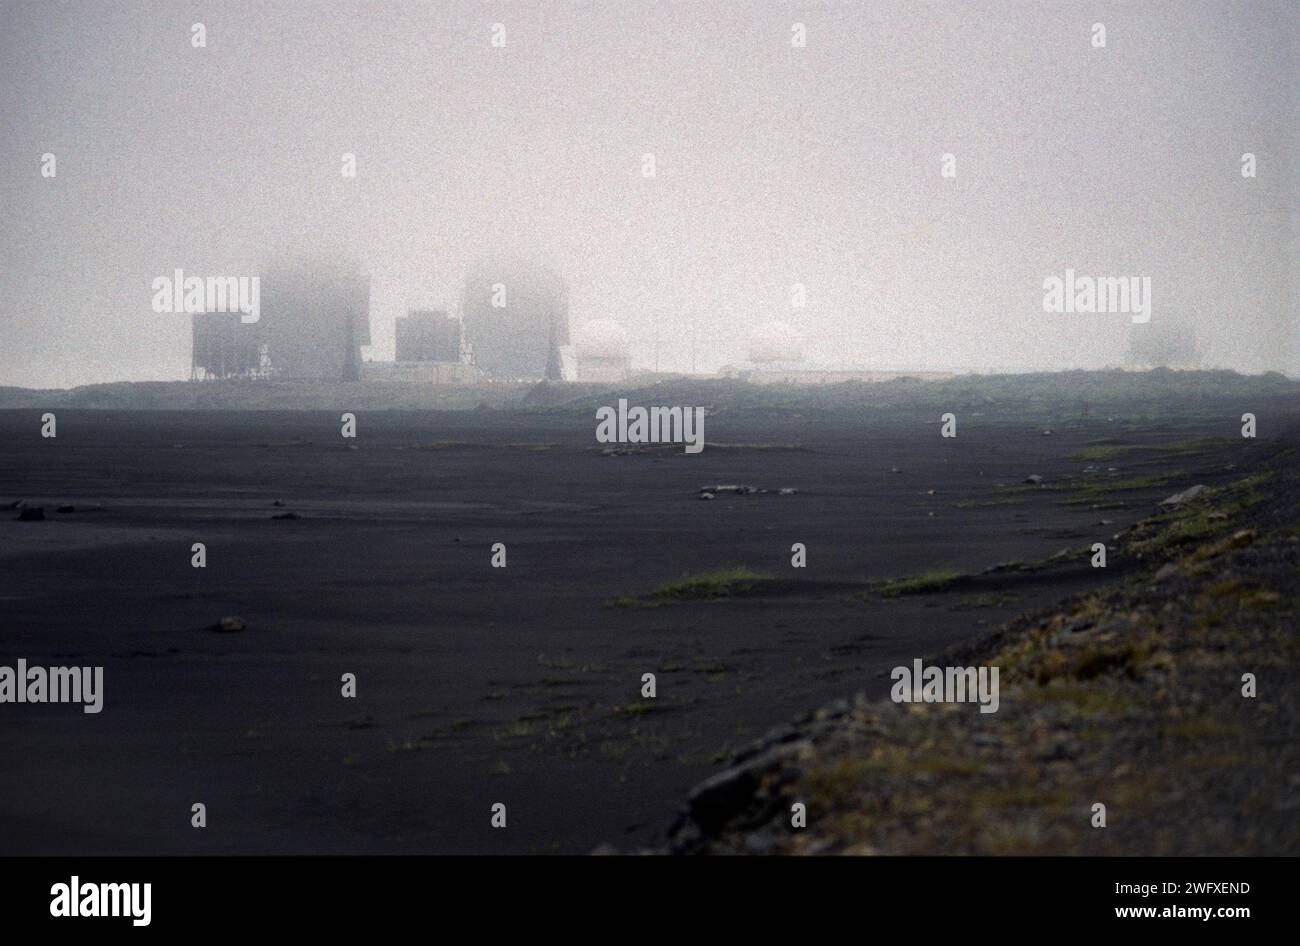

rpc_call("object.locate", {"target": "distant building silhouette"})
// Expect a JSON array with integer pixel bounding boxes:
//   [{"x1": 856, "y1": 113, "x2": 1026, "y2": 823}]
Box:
[
  {"x1": 395, "y1": 309, "x2": 463, "y2": 363},
  {"x1": 191, "y1": 311, "x2": 265, "y2": 379},
  {"x1": 460, "y1": 261, "x2": 569, "y2": 380},
  {"x1": 260, "y1": 259, "x2": 371, "y2": 381}
]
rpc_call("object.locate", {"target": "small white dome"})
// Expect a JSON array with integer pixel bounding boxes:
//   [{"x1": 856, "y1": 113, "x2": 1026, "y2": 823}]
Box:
[
  {"x1": 576, "y1": 319, "x2": 630, "y2": 359},
  {"x1": 749, "y1": 320, "x2": 803, "y2": 363}
]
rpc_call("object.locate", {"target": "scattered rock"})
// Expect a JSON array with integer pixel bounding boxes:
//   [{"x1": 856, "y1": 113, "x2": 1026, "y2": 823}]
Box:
[
  {"x1": 17, "y1": 506, "x2": 45, "y2": 521},
  {"x1": 1024, "y1": 474, "x2": 1044, "y2": 485},
  {"x1": 271, "y1": 500, "x2": 286, "y2": 507},
  {"x1": 696, "y1": 484, "x2": 799, "y2": 498},
  {"x1": 1160, "y1": 484, "x2": 1209, "y2": 506},
  {"x1": 214, "y1": 616, "x2": 246, "y2": 633},
  {"x1": 685, "y1": 740, "x2": 811, "y2": 834},
  {"x1": 1152, "y1": 562, "x2": 1179, "y2": 583},
  {"x1": 1229, "y1": 528, "x2": 1257, "y2": 548}
]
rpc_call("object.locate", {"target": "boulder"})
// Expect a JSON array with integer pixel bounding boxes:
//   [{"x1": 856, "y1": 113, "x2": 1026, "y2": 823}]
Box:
[
  {"x1": 685, "y1": 740, "x2": 811, "y2": 833},
  {"x1": 1159, "y1": 484, "x2": 1209, "y2": 506}
]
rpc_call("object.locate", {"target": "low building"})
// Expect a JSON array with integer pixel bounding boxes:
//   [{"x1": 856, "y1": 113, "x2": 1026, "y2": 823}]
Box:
[
  {"x1": 191, "y1": 311, "x2": 265, "y2": 379},
  {"x1": 395, "y1": 309, "x2": 464, "y2": 363}
]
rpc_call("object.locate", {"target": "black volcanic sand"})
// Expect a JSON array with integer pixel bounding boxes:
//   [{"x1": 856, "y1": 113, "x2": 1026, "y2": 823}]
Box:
[{"x1": 0, "y1": 388, "x2": 1291, "y2": 853}]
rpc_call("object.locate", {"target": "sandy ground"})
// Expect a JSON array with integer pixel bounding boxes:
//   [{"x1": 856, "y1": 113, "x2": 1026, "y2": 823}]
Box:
[{"x1": 0, "y1": 380, "x2": 1293, "y2": 853}]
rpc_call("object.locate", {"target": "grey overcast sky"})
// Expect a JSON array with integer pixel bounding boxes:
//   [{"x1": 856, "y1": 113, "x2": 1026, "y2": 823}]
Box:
[{"x1": 1, "y1": 0, "x2": 1296, "y2": 387}]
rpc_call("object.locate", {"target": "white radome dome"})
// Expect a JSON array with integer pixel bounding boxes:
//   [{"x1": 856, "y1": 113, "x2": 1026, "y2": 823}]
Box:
[
  {"x1": 749, "y1": 320, "x2": 803, "y2": 363},
  {"x1": 576, "y1": 319, "x2": 630, "y2": 359}
]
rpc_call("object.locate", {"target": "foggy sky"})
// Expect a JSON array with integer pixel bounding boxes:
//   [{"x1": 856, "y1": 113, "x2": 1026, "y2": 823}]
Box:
[{"x1": 1, "y1": 0, "x2": 1296, "y2": 388}]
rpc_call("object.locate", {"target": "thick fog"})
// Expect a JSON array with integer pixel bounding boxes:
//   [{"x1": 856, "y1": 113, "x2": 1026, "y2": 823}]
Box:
[{"x1": 1, "y1": 0, "x2": 1296, "y2": 388}]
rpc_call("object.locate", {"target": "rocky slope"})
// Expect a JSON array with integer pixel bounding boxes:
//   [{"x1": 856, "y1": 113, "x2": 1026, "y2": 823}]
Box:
[{"x1": 662, "y1": 446, "x2": 1300, "y2": 855}]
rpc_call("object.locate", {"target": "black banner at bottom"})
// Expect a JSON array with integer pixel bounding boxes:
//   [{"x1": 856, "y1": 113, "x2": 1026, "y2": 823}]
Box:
[{"x1": 0, "y1": 855, "x2": 1285, "y2": 934}]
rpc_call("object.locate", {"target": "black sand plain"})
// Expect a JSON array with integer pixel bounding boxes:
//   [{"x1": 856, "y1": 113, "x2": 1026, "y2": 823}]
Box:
[{"x1": 1, "y1": 372, "x2": 1295, "y2": 853}]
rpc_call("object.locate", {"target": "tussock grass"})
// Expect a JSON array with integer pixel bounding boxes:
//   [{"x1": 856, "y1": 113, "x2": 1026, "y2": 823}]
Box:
[
  {"x1": 873, "y1": 569, "x2": 965, "y2": 598},
  {"x1": 1070, "y1": 437, "x2": 1232, "y2": 463},
  {"x1": 648, "y1": 568, "x2": 769, "y2": 600},
  {"x1": 613, "y1": 702, "x2": 659, "y2": 718}
]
